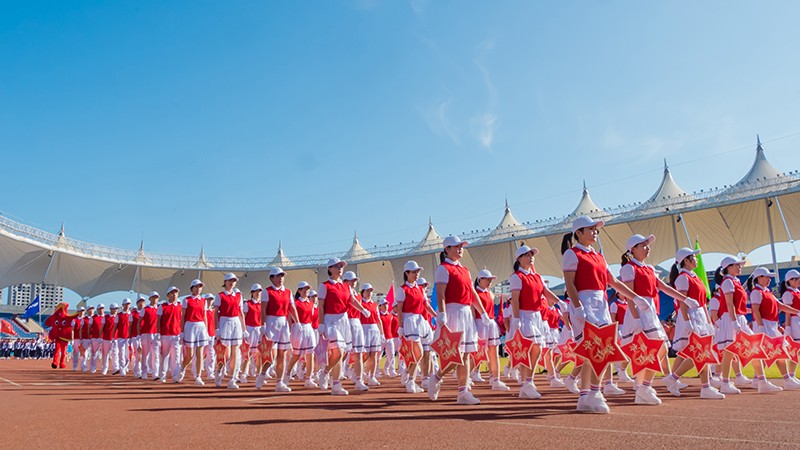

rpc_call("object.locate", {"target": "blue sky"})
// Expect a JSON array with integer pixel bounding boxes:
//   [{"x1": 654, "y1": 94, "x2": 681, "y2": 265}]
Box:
[{"x1": 2, "y1": 1, "x2": 800, "y2": 305}]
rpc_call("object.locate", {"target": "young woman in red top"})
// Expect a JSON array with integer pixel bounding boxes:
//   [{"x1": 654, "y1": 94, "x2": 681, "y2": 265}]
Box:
[
  {"x1": 379, "y1": 298, "x2": 399, "y2": 377},
  {"x1": 427, "y1": 236, "x2": 493, "y2": 405},
  {"x1": 285, "y1": 281, "x2": 319, "y2": 389},
  {"x1": 140, "y1": 292, "x2": 160, "y2": 380},
  {"x1": 780, "y1": 270, "x2": 800, "y2": 379},
  {"x1": 473, "y1": 269, "x2": 509, "y2": 392},
  {"x1": 115, "y1": 299, "x2": 133, "y2": 376},
  {"x1": 342, "y1": 271, "x2": 369, "y2": 392},
  {"x1": 178, "y1": 279, "x2": 209, "y2": 386},
  {"x1": 262, "y1": 267, "x2": 300, "y2": 393},
  {"x1": 158, "y1": 288, "x2": 182, "y2": 383},
  {"x1": 214, "y1": 273, "x2": 247, "y2": 389},
  {"x1": 360, "y1": 283, "x2": 384, "y2": 386},
  {"x1": 241, "y1": 283, "x2": 263, "y2": 385},
  {"x1": 203, "y1": 293, "x2": 217, "y2": 380},
  {"x1": 395, "y1": 260, "x2": 437, "y2": 394}
]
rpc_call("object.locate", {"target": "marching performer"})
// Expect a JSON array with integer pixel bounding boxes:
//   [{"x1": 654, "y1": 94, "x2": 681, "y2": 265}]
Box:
[
  {"x1": 214, "y1": 273, "x2": 247, "y2": 389},
  {"x1": 427, "y1": 236, "x2": 493, "y2": 405},
  {"x1": 261, "y1": 267, "x2": 299, "y2": 392},
  {"x1": 343, "y1": 271, "x2": 370, "y2": 391},
  {"x1": 473, "y1": 269, "x2": 509, "y2": 391},
  {"x1": 158, "y1": 287, "x2": 182, "y2": 383},
  {"x1": 140, "y1": 292, "x2": 161, "y2": 380},
  {"x1": 285, "y1": 281, "x2": 319, "y2": 388},
  {"x1": 360, "y1": 283, "x2": 384, "y2": 386},
  {"x1": 89, "y1": 305, "x2": 103, "y2": 373},
  {"x1": 115, "y1": 299, "x2": 133, "y2": 376},
  {"x1": 241, "y1": 283, "x2": 264, "y2": 384},
  {"x1": 780, "y1": 269, "x2": 800, "y2": 379},
  {"x1": 178, "y1": 279, "x2": 209, "y2": 385},
  {"x1": 71, "y1": 306, "x2": 86, "y2": 371},
  {"x1": 395, "y1": 260, "x2": 436, "y2": 394},
  {"x1": 101, "y1": 303, "x2": 120, "y2": 376},
  {"x1": 379, "y1": 298, "x2": 399, "y2": 377},
  {"x1": 203, "y1": 294, "x2": 217, "y2": 380},
  {"x1": 130, "y1": 297, "x2": 145, "y2": 379},
  {"x1": 80, "y1": 306, "x2": 93, "y2": 372}
]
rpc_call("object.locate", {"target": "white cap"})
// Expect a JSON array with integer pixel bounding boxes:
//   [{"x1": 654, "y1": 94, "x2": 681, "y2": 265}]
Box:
[
  {"x1": 149, "y1": 291, "x2": 160, "y2": 298},
  {"x1": 404, "y1": 260, "x2": 423, "y2": 272},
  {"x1": 342, "y1": 271, "x2": 359, "y2": 281},
  {"x1": 417, "y1": 277, "x2": 428, "y2": 286},
  {"x1": 309, "y1": 290, "x2": 318, "y2": 297},
  {"x1": 97, "y1": 303, "x2": 105, "y2": 309},
  {"x1": 122, "y1": 298, "x2": 132, "y2": 305},
  {"x1": 204, "y1": 293, "x2": 215, "y2": 300},
  {"x1": 269, "y1": 267, "x2": 286, "y2": 277},
  {"x1": 87, "y1": 305, "x2": 95, "y2": 309},
  {"x1": 326, "y1": 257, "x2": 347, "y2": 268},
  {"x1": 78, "y1": 306, "x2": 86, "y2": 311},
  {"x1": 167, "y1": 286, "x2": 180, "y2": 294},
  {"x1": 785, "y1": 269, "x2": 800, "y2": 281},
  {"x1": 720, "y1": 256, "x2": 745, "y2": 269},
  {"x1": 190, "y1": 279, "x2": 204, "y2": 288},
  {"x1": 572, "y1": 215, "x2": 604, "y2": 233},
  {"x1": 297, "y1": 281, "x2": 311, "y2": 290},
  {"x1": 362, "y1": 283, "x2": 374, "y2": 291},
  {"x1": 378, "y1": 298, "x2": 388, "y2": 305},
  {"x1": 109, "y1": 303, "x2": 119, "y2": 309},
  {"x1": 137, "y1": 296, "x2": 147, "y2": 302},
  {"x1": 477, "y1": 269, "x2": 496, "y2": 279},
  {"x1": 675, "y1": 247, "x2": 701, "y2": 264},
  {"x1": 751, "y1": 267, "x2": 776, "y2": 278},
  {"x1": 442, "y1": 235, "x2": 468, "y2": 248},
  {"x1": 223, "y1": 273, "x2": 238, "y2": 282},
  {"x1": 625, "y1": 234, "x2": 655, "y2": 252},
  {"x1": 250, "y1": 283, "x2": 263, "y2": 292},
  {"x1": 515, "y1": 245, "x2": 539, "y2": 259}
]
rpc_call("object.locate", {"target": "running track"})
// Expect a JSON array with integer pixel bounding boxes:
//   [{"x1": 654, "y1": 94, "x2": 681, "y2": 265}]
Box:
[{"x1": 1, "y1": 361, "x2": 798, "y2": 449}]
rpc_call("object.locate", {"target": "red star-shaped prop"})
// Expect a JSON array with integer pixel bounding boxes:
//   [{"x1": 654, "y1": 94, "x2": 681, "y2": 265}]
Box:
[
  {"x1": 471, "y1": 340, "x2": 488, "y2": 368},
  {"x1": 711, "y1": 343, "x2": 723, "y2": 361},
  {"x1": 505, "y1": 330, "x2": 536, "y2": 370},
  {"x1": 557, "y1": 339, "x2": 577, "y2": 364},
  {"x1": 621, "y1": 332, "x2": 664, "y2": 376},
  {"x1": 431, "y1": 325, "x2": 465, "y2": 372},
  {"x1": 214, "y1": 338, "x2": 226, "y2": 371},
  {"x1": 786, "y1": 337, "x2": 800, "y2": 363},
  {"x1": 240, "y1": 340, "x2": 251, "y2": 357},
  {"x1": 257, "y1": 335, "x2": 274, "y2": 369},
  {"x1": 761, "y1": 335, "x2": 789, "y2": 368},
  {"x1": 574, "y1": 322, "x2": 627, "y2": 377},
  {"x1": 677, "y1": 332, "x2": 720, "y2": 373},
  {"x1": 724, "y1": 332, "x2": 767, "y2": 368},
  {"x1": 397, "y1": 337, "x2": 418, "y2": 364}
]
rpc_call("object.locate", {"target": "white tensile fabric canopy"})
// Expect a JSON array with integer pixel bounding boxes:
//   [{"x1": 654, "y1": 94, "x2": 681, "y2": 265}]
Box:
[{"x1": 1, "y1": 140, "x2": 798, "y2": 299}]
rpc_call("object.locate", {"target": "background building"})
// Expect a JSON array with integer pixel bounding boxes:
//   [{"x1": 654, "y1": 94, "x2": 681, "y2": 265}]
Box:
[{"x1": 7, "y1": 283, "x2": 64, "y2": 311}]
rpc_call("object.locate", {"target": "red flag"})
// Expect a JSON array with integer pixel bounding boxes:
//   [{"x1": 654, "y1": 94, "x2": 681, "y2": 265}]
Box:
[
  {"x1": 386, "y1": 284, "x2": 395, "y2": 309},
  {"x1": 0, "y1": 320, "x2": 16, "y2": 336}
]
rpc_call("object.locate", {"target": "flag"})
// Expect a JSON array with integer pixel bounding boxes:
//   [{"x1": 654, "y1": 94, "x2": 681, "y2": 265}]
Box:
[
  {"x1": 0, "y1": 319, "x2": 17, "y2": 336},
  {"x1": 23, "y1": 294, "x2": 40, "y2": 319},
  {"x1": 386, "y1": 284, "x2": 395, "y2": 309},
  {"x1": 692, "y1": 239, "x2": 711, "y2": 299},
  {"x1": 430, "y1": 283, "x2": 439, "y2": 326}
]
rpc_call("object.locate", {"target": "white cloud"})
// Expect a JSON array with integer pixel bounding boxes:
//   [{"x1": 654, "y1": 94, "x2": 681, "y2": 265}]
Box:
[
  {"x1": 420, "y1": 99, "x2": 460, "y2": 146},
  {"x1": 472, "y1": 112, "x2": 499, "y2": 150}
]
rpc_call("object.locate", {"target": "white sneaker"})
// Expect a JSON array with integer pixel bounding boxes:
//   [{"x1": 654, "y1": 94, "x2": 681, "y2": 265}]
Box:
[
  {"x1": 492, "y1": 379, "x2": 511, "y2": 391},
  {"x1": 734, "y1": 374, "x2": 754, "y2": 387},
  {"x1": 603, "y1": 383, "x2": 625, "y2": 396},
  {"x1": 319, "y1": 372, "x2": 330, "y2": 390},
  {"x1": 511, "y1": 369, "x2": 521, "y2": 384},
  {"x1": 239, "y1": 375, "x2": 248, "y2": 384},
  {"x1": 617, "y1": 370, "x2": 634, "y2": 384},
  {"x1": 719, "y1": 382, "x2": 741, "y2": 394},
  {"x1": 576, "y1": 394, "x2": 593, "y2": 413},
  {"x1": 331, "y1": 384, "x2": 349, "y2": 396},
  {"x1": 275, "y1": 381, "x2": 292, "y2": 392},
  {"x1": 470, "y1": 372, "x2": 485, "y2": 383},
  {"x1": 400, "y1": 370, "x2": 409, "y2": 386},
  {"x1": 676, "y1": 380, "x2": 689, "y2": 390},
  {"x1": 367, "y1": 376, "x2": 381, "y2": 386},
  {"x1": 757, "y1": 379, "x2": 783, "y2": 394},
  {"x1": 194, "y1": 377, "x2": 205, "y2": 386},
  {"x1": 227, "y1": 380, "x2": 239, "y2": 390},
  {"x1": 700, "y1": 386, "x2": 725, "y2": 399},
  {"x1": 267, "y1": 367, "x2": 277, "y2": 379},
  {"x1": 456, "y1": 390, "x2": 480, "y2": 405},
  {"x1": 428, "y1": 377, "x2": 442, "y2": 401},
  {"x1": 519, "y1": 382, "x2": 542, "y2": 399},
  {"x1": 587, "y1": 391, "x2": 611, "y2": 414},
  {"x1": 784, "y1": 377, "x2": 800, "y2": 390},
  {"x1": 214, "y1": 371, "x2": 223, "y2": 388},
  {"x1": 634, "y1": 386, "x2": 661, "y2": 405},
  {"x1": 661, "y1": 376, "x2": 682, "y2": 397},
  {"x1": 549, "y1": 377, "x2": 566, "y2": 388},
  {"x1": 710, "y1": 376, "x2": 722, "y2": 388},
  {"x1": 304, "y1": 378, "x2": 319, "y2": 389},
  {"x1": 354, "y1": 380, "x2": 369, "y2": 391},
  {"x1": 420, "y1": 378, "x2": 429, "y2": 389},
  {"x1": 255, "y1": 374, "x2": 265, "y2": 390},
  {"x1": 565, "y1": 377, "x2": 580, "y2": 394},
  {"x1": 406, "y1": 381, "x2": 424, "y2": 394}
]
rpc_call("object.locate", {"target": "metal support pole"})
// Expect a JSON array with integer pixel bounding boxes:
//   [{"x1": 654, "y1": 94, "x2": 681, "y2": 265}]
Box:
[
  {"x1": 765, "y1": 198, "x2": 780, "y2": 283},
  {"x1": 678, "y1": 214, "x2": 692, "y2": 246},
  {"x1": 774, "y1": 196, "x2": 799, "y2": 257}
]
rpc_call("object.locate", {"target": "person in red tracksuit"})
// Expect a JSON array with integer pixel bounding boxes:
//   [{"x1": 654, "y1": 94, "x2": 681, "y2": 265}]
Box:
[
  {"x1": 80, "y1": 307, "x2": 92, "y2": 372},
  {"x1": 102, "y1": 304, "x2": 120, "y2": 375},
  {"x1": 89, "y1": 305, "x2": 103, "y2": 373},
  {"x1": 130, "y1": 297, "x2": 145, "y2": 379},
  {"x1": 203, "y1": 294, "x2": 217, "y2": 380},
  {"x1": 71, "y1": 307, "x2": 86, "y2": 371},
  {"x1": 115, "y1": 299, "x2": 133, "y2": 376},
  {"x1": 379, "y1": 298, "x2": 398, "y2": 378},
  {"x1": 158, "y1": 287, "x2": 183, "y2": 383},
  {"x1": 140, "y1": 292, "x2": 160, "y2": 380},
  {"x1": 179, "y1": 280, "x2": 209, "y2": 385}
]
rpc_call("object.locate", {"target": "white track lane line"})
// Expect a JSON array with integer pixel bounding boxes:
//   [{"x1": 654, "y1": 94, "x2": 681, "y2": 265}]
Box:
[{"x1": 0, "y1": 377, "x2": 22, "y2": 386}]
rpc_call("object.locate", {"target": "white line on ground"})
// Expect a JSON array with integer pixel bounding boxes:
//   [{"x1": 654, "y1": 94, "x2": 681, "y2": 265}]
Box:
[{"x1": 0, "y1": 377, "x2": 21, "y2": 386}]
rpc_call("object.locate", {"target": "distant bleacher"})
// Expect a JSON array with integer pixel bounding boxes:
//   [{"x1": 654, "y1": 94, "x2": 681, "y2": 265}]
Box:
[{"x1": 0, "y1": 313, "x2": 42, "y2": 339}]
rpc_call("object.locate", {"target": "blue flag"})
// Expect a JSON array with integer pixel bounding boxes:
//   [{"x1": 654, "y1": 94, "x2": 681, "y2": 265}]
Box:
[
  {"x1": 430, "y1": 284, "x2": 439, "y2": 326},
  {"x1": 23, "y1": 294, "x2": 40, "y2": 319}
]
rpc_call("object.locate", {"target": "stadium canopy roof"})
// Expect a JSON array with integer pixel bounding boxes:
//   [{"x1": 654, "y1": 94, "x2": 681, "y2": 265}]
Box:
[{"x1": 1, "y1": 139, "x2": 798, "y2": 298}]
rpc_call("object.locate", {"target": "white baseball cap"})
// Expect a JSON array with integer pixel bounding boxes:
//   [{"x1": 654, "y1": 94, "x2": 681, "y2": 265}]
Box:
[
  {"x1": 137, "y1": 296, "x2": 147, "y2": 302},
  {"x1": 751, "y1": 267, "x2": 776, "y2": 278},
  {"x1": 442, "y1": 235, "x2": 468, "y2": 248},
  {"x1": 309, "y1": 290, "x2": 318, "y2": 297},
  {"x1": 78, "y1": 306, "x2": 86, "y2": 311},
  {"x1": 204, "y1": 293, "x2": 215, "y2": 300},
  {"x1": 675, "y1": 247, "x2": 701, "y2": 264},
  {"x1": 223, "y1": 273, "x2": 238, "y2": 282},
  {"x1": 477, "y1": 269, "x2": 497, "y2": 279},
  {"x1": 404, "y1": 260, "x2": 423, "y2": 272},
  {"x1": 122, "y1": 298, "x2": 132, "y2": 305},
  {"x1": 625, "y1": 234, "x2": 655, "y2": 252},
  {"x1": 342, "y1": 271, "x2": 359, "y2": 281},
  {"x1": 167, "y1": 286, "x2": 180, "y2": 294},
  {"x1": 572, "y1": 215, "x2": 604, "y2": 233},
  {"x1": 720, "y1": 256, "x2": 745, "y2": 269},
  {"x1": 109, "y1": 303, "x2": 119, "y2": 309},
  {"x1": 269, "y1": 267, "x2": 286, "y2": 277},
  {"x1": 361, "y1": 283, "x2": 374, "y2": 291},
  {"x1": 250, "y1": 283, "x2": 263, "y2": 292},
  {"x1": 149, "y1": 291, "x2": 160, "y2": 298},
  {"x1": 326, "y1": 257, "x2": 347, "y2": 268},
  {"x1": 87, "y1": 305, "x2": 95, "y2": 310},
  {"x1": 97, "y1": 304, "x2": 105, "y2": 309},
  {"x1": 785, "y1": 269, "x2": 800, "y2": 280},
  {"x1": 297, "y1": 281, "x2": 311, "y2": 289},
  {"x1": 190, "y1": 279, "x2": 204, "y2": 288},
  {"x1": 417, "y1": 277, "x2": 428, "y2": 286},
  {"x1": 378, "y1": 298, "x2": 388, "y2": 305},
  {"x1": 515, "y1": 245, "x2": 539, "y2": 259}
]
